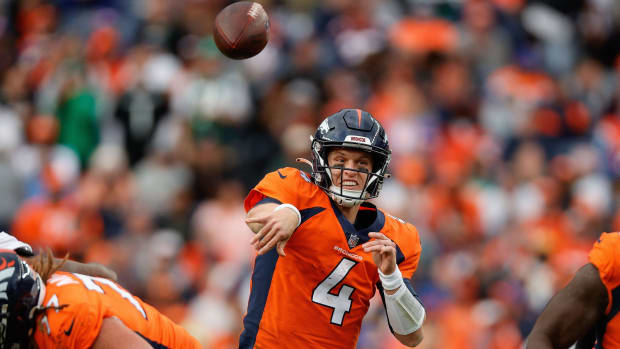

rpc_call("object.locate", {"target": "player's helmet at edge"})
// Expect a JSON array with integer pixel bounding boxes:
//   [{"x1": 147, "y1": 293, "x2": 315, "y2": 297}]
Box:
[
  {"x1": 310, "y1": 109, "x2": 391, "y2": 207},
  {"x1": 0, "y1": 250, "x2": 44, "y2": 349}
]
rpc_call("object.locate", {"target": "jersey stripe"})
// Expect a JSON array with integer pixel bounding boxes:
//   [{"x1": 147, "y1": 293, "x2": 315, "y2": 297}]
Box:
[
  {"x1": 299, "y1": 207, "x2": 325, "y2": 226},
  {"x1": 137, "y1": 332, "x2": 170, "y2": 349},
  {"x1": 394, "y1": 242, "x2": 405, "y2": 265},
  {"x1": 596, "y1": 285, "x2": 620, "y2": 348},
  {"x1": 255, "y1": 197, "x2": 282, "y2": 207},
  {"x1": 403, "y1": 278, "x2": 423, "y2": 304},
  {"x1": 239, "y1": 248, "x2": 280, "y2": 348}
]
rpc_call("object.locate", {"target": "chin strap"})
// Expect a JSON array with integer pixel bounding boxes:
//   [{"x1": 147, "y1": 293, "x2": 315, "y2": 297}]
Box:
[
  {"x1": 297, "y1": 157, "x2": 374, "y2": 207},
  {"x1": 329, "y1": 185, "x2": 365, "y2": 207},
  {"x1": 297, "y1": 157, "x2": 369, "y2": 207}
]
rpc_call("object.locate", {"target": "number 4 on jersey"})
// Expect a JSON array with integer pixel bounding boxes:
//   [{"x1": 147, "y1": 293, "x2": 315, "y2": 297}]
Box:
[{"x1": 312, "y1": 258, "x2": 357, "y2": 325}]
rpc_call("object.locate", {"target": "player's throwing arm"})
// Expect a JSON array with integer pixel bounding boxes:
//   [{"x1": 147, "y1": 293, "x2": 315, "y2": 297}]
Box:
[{"x1": 246, "y1": 202, "x2": 301, "y2": 256}]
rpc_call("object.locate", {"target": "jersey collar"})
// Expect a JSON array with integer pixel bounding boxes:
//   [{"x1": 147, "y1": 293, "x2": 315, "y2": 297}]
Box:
[{"x1": 329, "y1": 199, "x2": 385, "y2": 249}]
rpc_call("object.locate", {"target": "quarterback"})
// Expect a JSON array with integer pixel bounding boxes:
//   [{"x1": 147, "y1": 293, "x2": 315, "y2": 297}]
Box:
[{"x1": 240, "y1": 109, "x2": 425, "y2": 348}]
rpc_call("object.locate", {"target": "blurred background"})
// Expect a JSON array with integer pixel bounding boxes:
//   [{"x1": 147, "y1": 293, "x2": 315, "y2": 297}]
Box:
[{"x1": 2, "y1": 0, "x2": 620, "y2": 347}]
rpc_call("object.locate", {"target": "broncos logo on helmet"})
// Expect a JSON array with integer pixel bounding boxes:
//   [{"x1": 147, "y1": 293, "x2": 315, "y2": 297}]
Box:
[
  {"x1": 309, "y1": 109, "x2": 391, "y2": 207},
  {"x1": 0, "y1": 250, "x2": 44, "y2": 349}
]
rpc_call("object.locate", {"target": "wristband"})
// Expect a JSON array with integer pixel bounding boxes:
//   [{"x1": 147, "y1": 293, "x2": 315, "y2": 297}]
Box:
[
  {"x1": 378, "y1": 266, "x2": 404, "y2": 291},
  {"x1": 274, "y1": 203, "x2": 301, "y2": 227}
]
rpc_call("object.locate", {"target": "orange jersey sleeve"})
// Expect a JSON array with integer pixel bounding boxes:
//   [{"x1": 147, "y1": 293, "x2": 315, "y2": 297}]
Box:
[
  {"x1": 34, "y1": 272, "x2": 201, "y2": 349},
  {"x1": 588, "y1": 232, "x2": 620, "y2": 348},
  {"x1": 589, "y1": 232, "x2": 620, "y2": 313},
  {"x1": 34, "y1": 273, "x2": 104, "y2": 349},
  {"x1": 381, "y1": 212, "x2": 422, "y2": 279},
  {"x1": 244, "y1": 167, "x2": 313, "y2": 212}
]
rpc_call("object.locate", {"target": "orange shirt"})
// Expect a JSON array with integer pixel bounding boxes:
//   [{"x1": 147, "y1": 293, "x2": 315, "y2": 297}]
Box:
[
  {"x1": 241, "y1": 167, "x2": 422, "y2": 349},
  {"x1": 589, "y1": 232, "x2": 620, "y2": 348},
  {"x1": 34, "y1": 271, "x2": 201, "y2": 349}
]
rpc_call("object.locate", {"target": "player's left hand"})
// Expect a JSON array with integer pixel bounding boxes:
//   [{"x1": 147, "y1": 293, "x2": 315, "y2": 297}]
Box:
[{"x1": 362, "y1": 232, "x2": 397, "y2": 275}]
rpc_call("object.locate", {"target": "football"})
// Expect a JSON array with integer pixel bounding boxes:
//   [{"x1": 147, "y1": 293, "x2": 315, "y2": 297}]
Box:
[{"x1": 213, "y1": 1, "x2": 270, "y2": 60}]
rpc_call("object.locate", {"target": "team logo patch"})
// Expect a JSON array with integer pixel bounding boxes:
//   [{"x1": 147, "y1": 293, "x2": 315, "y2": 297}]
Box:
[
  {"x1": 347, "y1": 234, "x2": 360, "y2": 249},
  {"x1": 0, "y1": 257, "x2": 14, "y2": 271},
  {"x1": 64, "y1": 318, "x2": 76, "y2": 336}
]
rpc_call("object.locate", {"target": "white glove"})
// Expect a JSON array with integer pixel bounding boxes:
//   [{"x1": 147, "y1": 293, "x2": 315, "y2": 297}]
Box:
[{"x1": 0, "y1": 232, "x2": 33, "y2": 256}]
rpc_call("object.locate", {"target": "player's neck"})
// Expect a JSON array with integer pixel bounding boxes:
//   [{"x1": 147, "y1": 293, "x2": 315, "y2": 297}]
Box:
[{"x1": 335, "y1": 203, "x2": 360, "y2": 224}]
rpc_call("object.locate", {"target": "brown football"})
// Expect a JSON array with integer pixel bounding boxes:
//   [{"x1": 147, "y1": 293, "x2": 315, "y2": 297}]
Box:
[{"x1": 213, "y1": 1, "x2": 270, "y2": 60}]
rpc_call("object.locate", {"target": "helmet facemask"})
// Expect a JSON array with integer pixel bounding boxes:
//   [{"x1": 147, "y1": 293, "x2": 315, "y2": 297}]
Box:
[
  {"x1": 304, "y1": 109, "x2": 391, "y2": 207},
  {"x1": 311, "y1": 138, "x2": 390, "y2": 207}
]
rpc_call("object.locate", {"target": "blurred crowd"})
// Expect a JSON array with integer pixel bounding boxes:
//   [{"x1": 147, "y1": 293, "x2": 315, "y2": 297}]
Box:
[{"x1": 1, "y1": 0, "x2": 620, "y2": 348}]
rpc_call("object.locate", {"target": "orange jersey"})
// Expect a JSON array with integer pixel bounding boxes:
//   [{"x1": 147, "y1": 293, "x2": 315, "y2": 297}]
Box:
[
  {"x1": 241, "y1": 167, "x2": 422, "y2": 349},
  {"x1": 589, "y1": 232, "x2": 620, "y2": 348},
  {"x1": 34, "y1": 271, "x2": 201, "y2": 349}
]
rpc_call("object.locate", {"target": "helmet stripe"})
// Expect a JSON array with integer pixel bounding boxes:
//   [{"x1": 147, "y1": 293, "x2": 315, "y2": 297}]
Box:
[{"x1": 356, "y1": 109, "x2": 362, "y2": 127}]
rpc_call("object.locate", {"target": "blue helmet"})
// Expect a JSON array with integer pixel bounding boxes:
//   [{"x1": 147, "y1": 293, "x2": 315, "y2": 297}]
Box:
[
  {"x1": 310, "y1": 109, "x2": 391, "y2": 207},
  {"x1": 0, "y1": 250, "x2": 43, "y2": 349}
]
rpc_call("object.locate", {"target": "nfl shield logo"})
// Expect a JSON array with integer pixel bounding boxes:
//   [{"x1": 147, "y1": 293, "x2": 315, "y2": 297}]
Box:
[{"x1": 347, "y1": 234, "x2": 359, "y2": 249}]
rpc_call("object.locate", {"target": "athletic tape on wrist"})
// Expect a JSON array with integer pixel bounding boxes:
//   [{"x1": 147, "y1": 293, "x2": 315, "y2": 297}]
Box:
[
  {"x1": 274, "y1": 203, "x2": 301, "y2": 227},
  {"x1": 384, "y1": 282, "x2": 426, "y2": 335}
]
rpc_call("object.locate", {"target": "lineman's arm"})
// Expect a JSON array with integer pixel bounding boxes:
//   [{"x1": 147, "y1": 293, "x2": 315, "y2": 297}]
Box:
[
  {"x1": 246, "y1": 202, "x2": 300, "y2": 256},
  {"x1": 91, "y1": 317, "x2": 152, "y2": 349},
  {"x1": 526, "y1": 263, "x2": 608, "y2": 349},
  {"x1": 55, "y1": 259, "x2": 118, "y2": 281},
  {"x1": 20, "y1": 255, "x2": 117, "y2": 281},
  {"x1": 1, "y1": 230, "x2": 118, "y2": 281}
]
